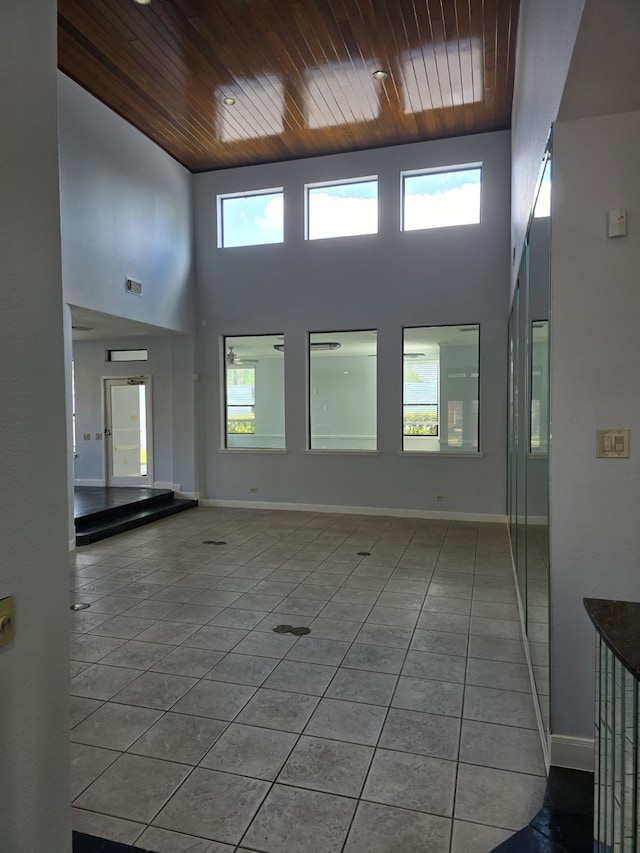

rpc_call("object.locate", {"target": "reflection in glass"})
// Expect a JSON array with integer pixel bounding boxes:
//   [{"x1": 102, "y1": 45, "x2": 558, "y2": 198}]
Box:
[
  {"x1": 530, "y1": 321, "x2": 549, "y2": 453},
  {"x1": 508, "y1": 151, "x2": 551, "y2": 748},
  {"x1": 224, "y1": 334, "x2": 285, "y2": 448},
  {"x1": 402, "y1": 39, "x2": 483, "y2": 112},
  {"x1": 403, "y1": 325, "x2": 479, "y2": 452},
  {"x1": 307, "y1": 179, "x2": 378, "y2": 240},
  {"x1": 305, "y1": 63, "x2": 379, "y2": 129},
  {"x1": 309, "y1": 331, "x2": 376, "y2": 450},
  {"x1": 216, "y1": 75, "x2": 284, "y2": 142}
]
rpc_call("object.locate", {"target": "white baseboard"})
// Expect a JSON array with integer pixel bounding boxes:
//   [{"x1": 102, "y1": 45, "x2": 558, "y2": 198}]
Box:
[
  {"x1": 153, "y1": 481, "x2": 181, "y2": 491},
  {"x1": 176, "y1": 491, "x2": 199, "y2": 500},
  {"x1": 74, "y1": 478, "x2": 105, "y2": 487},
  {"x1": 550, "y1": 735, "x2": 595, "y2": 772},
  {"x1": 198, "y1": 498, "x2": 507, "y2": 523},
  {"x1": 69, "y1": 537, "x2": 76, "y2": 551}
]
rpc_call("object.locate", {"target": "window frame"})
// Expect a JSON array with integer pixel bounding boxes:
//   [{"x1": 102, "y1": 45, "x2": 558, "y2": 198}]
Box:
[
  {"x1": 225, "y1": 364, "x2": 256, "y2": 439},
  {"x1": 402, "y1": 323, "x2": 481, "y2": 453},
  {"x1": 307, "y1": 329, "x2": 378, "y2": 452},
  {"x1": 401, "y1": 163, "x2": 482, "y2": 232},
  {"x1": 402, "y1": 360, "x2": 439, "y2": 439},
  {"x1": 305, "y1": 175, "x2": 379, "y2": 241},
  {"x1": 217, "y1": 186, "x2": 284, "y2": 249},
  {"x1": 106, "y1": 349, "x2": 149, "y2": 362}
]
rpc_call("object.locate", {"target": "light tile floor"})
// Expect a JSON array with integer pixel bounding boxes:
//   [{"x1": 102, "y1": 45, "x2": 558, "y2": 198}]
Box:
[{"x1": 70, "y1": 507, "x2": 547, "y2": 853}]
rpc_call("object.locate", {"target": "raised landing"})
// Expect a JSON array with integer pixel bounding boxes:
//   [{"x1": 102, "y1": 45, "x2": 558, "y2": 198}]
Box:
[
  {"x1": 74, "y1": 486, "x2": 197, "y2": 546},
  {"x1": 491, "y1": 767, "x2": 594, "y2": 853}
]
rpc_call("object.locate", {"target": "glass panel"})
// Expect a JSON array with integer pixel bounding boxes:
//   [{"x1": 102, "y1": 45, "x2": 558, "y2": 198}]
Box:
[
  {"x1": 110, "y1": 384, "x2": 146, "y2": 478},
  {"x1": 224, "y1": 334, "x2": 285, "y2": 448},
  {"x1": 526, "y1": 155, "x2": 551, "y2": 739},
  {"x1": 515, "y1": 255, "x2": 528, "y2": 618},
  {"x1": 220, "y1": 190, "x2": 284, "y2": 248},
  {"x1": 508, "y1": 297, "x2": 518, "y2": 547},
  {"x1": 403, "y1": 325, "x2": 479, "y2": 452},
  {"x1": 307, "y1": 179, "x2": 378, "y2": 240},
  {"x1": 107, "y1": 349, "x2": 148, "y2": 362},
  {"x1": 403, "y1": 167, "x2": 481, "y2": 230},
  {"x1": 309, "y1": 330, "x2": 376, "y2": 450}
]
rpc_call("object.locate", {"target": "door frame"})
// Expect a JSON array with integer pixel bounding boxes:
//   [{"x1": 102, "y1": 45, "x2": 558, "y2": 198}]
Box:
[{"x1": 103, "y1": 375, "x2": 154, "y2": 487}]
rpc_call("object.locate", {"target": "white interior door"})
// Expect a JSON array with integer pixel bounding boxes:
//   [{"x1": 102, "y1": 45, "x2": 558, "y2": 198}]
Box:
[{"x1": 104, "y1": 377, "x2": 153, "y2": 486}]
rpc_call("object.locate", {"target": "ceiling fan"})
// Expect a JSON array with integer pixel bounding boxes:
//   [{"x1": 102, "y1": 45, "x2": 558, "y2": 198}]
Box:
[{"x1": 226, "y1": 346, "x2": 258, "y2": 366}]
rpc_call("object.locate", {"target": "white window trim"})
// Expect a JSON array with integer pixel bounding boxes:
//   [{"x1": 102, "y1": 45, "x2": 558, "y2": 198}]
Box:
[
  {"x1": 304, "y1": 175, "x2": 378, "y2": 241},
  {"x1": 217, "y1": 186, "x2": 284, "y2": 249},
  {"x1": 400, "y1": 162, "x2": 482, "y2": 232}
]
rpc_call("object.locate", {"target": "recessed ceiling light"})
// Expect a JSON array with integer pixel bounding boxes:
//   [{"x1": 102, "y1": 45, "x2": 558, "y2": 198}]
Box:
[
  {"x1": 133, "y1": 0, "x2": 152, "y2": 5},
  {"x1": 372, "y1": 70, "x2": 388, "y2": 81},
  {"x1": 222, "y1": 96, "x2": 236, "y2": 106}
]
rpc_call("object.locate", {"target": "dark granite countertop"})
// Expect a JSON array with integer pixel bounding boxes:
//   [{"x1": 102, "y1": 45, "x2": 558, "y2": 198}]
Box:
[{"x1": 584, "y1": 598, "x2": 640, "y2": 681}]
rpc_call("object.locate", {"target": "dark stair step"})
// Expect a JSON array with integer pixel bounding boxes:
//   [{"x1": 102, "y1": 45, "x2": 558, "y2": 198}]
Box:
[
  {"x1": 75, "y1": 489, "x2": 176, "y2": 528},
  {"x1": 75, "y1": 496, "x2": 198, "y2": 545}
]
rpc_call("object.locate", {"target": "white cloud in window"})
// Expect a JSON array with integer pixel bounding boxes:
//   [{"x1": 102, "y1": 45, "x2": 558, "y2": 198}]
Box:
[
  {"x1": 308, "y1": 193, "x2": 378, "y2": 240},
  {"x1": 404, "y1": 182, "x2": 480, "y2": 230},
  {"x1": 256, "y1": 195, "x2": 284, "y2": 238}
]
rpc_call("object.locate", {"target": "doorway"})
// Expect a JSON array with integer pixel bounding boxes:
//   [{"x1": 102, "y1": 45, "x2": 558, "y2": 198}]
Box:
[{"x1": 104, "y1": 377, "x2": 153, "y2": 486}]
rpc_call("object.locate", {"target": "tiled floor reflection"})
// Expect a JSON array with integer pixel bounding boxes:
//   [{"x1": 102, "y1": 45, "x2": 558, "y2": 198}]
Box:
[{"x1": 70, "y1": 507, "x2": 546, "y2": 853}]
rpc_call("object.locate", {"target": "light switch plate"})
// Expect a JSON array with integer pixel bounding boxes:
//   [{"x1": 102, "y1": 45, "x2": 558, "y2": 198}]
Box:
[{"x1": 597, "y1": 429, "x2": 630, "y2": 458}]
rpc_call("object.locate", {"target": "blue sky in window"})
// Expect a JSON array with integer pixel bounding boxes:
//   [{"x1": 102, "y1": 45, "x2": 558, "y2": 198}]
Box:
[
  {"x1": 404, "y1": 168, "x2": 481, "y2": 230},
  {"x1": 308, "y1": 180, "x2": 378, "y2": 239},
  {"x1": 533, "y1": 165, "x2": 551, "y2": 217},
  {"x1": 222, "y1": 192, "x2": 283, "y2": 247}
]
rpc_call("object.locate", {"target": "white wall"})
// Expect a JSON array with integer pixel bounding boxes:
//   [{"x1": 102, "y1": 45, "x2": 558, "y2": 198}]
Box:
[
  {"x1": 310, "y1": 355, "x2": 377, "y2": 449},
  {"x1": 195, "y1": 132, "x2": 511, "y2": 515},
  {"x1": 58, "y1": 74, "x2": 195, "y2": 334},
  {"x1": 511, "y1": 0, "x2": 584, "y2": 289},
  {"x1": 73, "y1": 336, "x2": 197, "y2": 494},
  {"x1": 0, "y1": 2, "x2": 71, "y2": 850},
  {"x1": 550, "y1": 109, "x2": 640, "y2": 744}
]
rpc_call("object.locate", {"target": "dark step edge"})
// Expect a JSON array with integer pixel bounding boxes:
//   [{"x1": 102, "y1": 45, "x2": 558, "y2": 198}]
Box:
[
  {"x1": 73, "y1": 830, "x2": 150, "y2": 852},
  {"x1": 75, "y1": 491, "x2": 176, "y2": 528},
  {"x1": 76, "y1": 499, "x2": 198, "y2": 545}
]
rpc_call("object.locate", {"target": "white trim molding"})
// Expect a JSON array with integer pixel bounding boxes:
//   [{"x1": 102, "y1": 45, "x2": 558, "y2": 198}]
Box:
[
  {"x1": 69, "y1": 537, "x2": 76, "y2": 552},
  {"x1": 176, "y1": 491, "x2": 199, "y2": 500},
  {"x1": 74, "y1": 478, "x2": 105, "y2": 487},
  {"x1": 153, "y1": 482, "x2": 181, "y2": 491},
  {"x1": 199, "y1": 498, "x2": 507, "y2": 523},
  {"x1": 549, "y1": 735, "x2": 595, "y2": 772}
]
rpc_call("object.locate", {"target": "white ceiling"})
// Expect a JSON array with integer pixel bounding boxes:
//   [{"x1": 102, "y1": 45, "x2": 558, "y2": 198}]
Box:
[
  {"x1": 559, "y1": 0, "x2": 640, "y2": 121},
  {"x1": 70, "y1": 306, "x2": 178, "y2": 341}
]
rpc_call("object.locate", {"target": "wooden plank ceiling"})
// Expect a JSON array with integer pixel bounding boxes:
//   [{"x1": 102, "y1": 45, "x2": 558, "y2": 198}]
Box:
[{"x1": 58, "y1": 0, "x2": 519, "y2": 173}]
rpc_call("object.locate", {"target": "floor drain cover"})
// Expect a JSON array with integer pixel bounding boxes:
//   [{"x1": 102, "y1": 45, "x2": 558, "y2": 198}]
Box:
[
  {"x1": 357, "y1": 551, "x2": 371, "y2": 556},
  {"x1": 273, "y1": 624, "x2": 311, "y2": 636},
  {"x1": 70, "y1": 603, "x2": 91, "y2": 611},
  {"x1": 203, "y1": 540, "x2": 227, "y2": 545}
]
